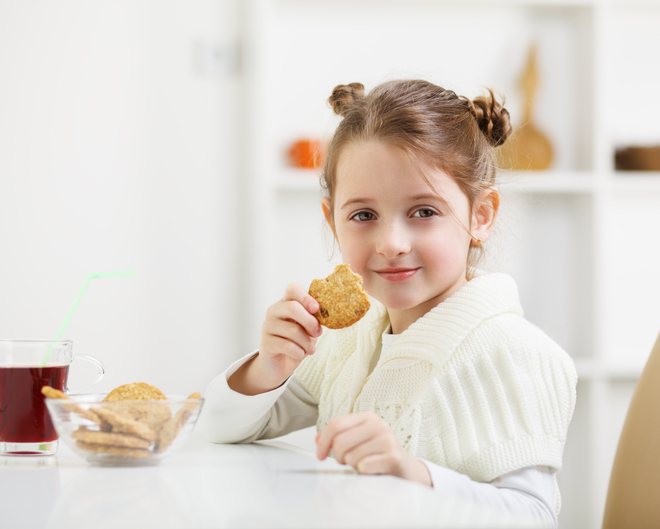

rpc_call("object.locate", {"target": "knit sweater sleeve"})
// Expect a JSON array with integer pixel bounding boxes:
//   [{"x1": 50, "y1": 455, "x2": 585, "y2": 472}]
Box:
[
  {"x1": 200, "y1": 352, "x2": 319, "y2": 444},
  {"x1": 429, "y1": 314, "x2": 577, "y2": 483},
  {"x1": 294, "y1": 327, "x2": 341, "y2": 402}
]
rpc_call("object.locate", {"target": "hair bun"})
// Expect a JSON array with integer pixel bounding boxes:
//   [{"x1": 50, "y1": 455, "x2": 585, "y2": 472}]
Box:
[
  {"x1": 468, "y1": 90, "x2": 512, "y2": 147},
  {"x1": 329, "y1": 83, "x2": 365, "y2": 117}
]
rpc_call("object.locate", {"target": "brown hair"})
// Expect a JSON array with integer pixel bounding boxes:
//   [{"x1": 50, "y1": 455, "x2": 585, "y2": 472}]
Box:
[{"x1": 321, "y1": 79, "x2": 512, "y2": 274}]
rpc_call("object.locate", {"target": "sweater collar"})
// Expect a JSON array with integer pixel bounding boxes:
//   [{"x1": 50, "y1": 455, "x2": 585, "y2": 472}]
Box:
[{"x1": 360, "y1": 272, "x2": 524, "y2": 370}]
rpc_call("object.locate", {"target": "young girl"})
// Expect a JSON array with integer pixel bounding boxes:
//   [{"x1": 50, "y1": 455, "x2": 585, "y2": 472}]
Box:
[{"x1": 201, "y1": 80, "x2": 577, "y2": 527}]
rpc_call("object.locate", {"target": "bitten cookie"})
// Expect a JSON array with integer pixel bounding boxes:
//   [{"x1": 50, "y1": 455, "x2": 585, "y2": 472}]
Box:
[{"x1": 309, "y1": 264, "x2": 370, "y2": 329}]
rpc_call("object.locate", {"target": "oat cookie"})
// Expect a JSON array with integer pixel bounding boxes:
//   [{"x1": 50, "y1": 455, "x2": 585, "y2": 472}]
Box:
[
  {"x1": 75, "y1": 440, "x2": 152, "y2": 459},
  {"x1": 103, "y1": 382, "x2": 167, "y2": 402},
  {"x1": 41, "y1": 386, "x2": 68, "y2": 399},
  {"x1": 155, "y1": 410, "x2": 191, "y2": 454},
  {"x1": 41, "y1": 386, "x2": 101, "y2": 424},
  {"x1": 72, "y1": 428, "x2": 151, "y2": 449},
  {"x1": 93, "y1": 406, "x2": 158, "y2": 442},
  {"x1": 105, "y1": 401, "x2": 172, "y2": 433},
  {"x1": 309, "y1": 264, "x2": 370, "y2": 329},
  {"x1": 155, "y1": 393, "x2": 202, "y2": 453}
]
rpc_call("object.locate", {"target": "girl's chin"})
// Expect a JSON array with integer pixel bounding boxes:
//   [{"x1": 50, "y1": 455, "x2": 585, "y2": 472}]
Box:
[
  {"x1": 374, "y1": 290, "x2": 447, "y2": 313},
  {"x1": 374, "y1": 294, "x2": 425, "y2": 312}
]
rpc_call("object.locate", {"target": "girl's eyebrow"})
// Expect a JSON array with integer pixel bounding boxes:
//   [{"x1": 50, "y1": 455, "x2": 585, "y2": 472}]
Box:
[
  {"x1": 410, "y1": 193, "x2": 451, "y2": 207},
  {"x1": 340, "y1": 198, "x2": 373, "y2": 209},
  {"x1": 340, "y1": 193, "x2": 450, "y2": 209}
]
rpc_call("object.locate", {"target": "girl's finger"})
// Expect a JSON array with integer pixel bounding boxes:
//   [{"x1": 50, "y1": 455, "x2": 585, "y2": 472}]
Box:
[
  {"x1": 267, "y1": 318, "x2": 317, "y2": 355},
  {"x1": 283, "y1": 283, "x2": 320, "y2": 316},
  {"x1": 271, "y1": 299, "x2": 321, "y2": 338},
  {"x1": 354, "y1": 452, "x2": 394, "y2": 475},
  {"x1": 327, "y1": 425, "x2": 374, "y2": 465},
  {"x1": 261, "y1": 335, "x2": 308, "y2": 363},
  {"x1": 316, "y1": 413, "x2": 369, "y2": 460},
  {"x1": 342, "y1": 435, "x2": 396, "y2": 469}
]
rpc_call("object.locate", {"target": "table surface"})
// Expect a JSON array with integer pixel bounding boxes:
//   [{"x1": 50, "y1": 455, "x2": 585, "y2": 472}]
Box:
[{"x1": 0, "y1": 432, "x2": 543, "y2": 529}]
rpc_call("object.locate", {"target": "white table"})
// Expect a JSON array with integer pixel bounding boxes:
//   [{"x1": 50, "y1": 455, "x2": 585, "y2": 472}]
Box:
[{"x1": 0, "y1": 432, "x2": 543, "y2": 529}]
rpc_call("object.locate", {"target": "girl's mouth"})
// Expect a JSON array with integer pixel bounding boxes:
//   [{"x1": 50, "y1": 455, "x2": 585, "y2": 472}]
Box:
[{"x1": 375, "y1": 267, "x2": 419, "y2": 282}]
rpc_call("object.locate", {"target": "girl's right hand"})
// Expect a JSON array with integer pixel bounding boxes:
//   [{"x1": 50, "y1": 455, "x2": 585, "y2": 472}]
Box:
[{"x1": 256, "y1": 282, "x2": 322, "y2": 387}]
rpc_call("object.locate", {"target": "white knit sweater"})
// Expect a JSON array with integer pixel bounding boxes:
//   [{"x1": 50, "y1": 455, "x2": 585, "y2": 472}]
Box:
[{"x1": 295, "y1": 272, "x2": 577, "y2": 485}]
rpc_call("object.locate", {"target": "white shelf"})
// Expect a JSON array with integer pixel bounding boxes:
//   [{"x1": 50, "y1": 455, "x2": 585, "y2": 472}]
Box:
[
  {"x1": 277, "y1": 0, "x2": 660, "y2": 6},
  {"x1": 574, "y1": 358, "x2": 646, "y2": 380},
  {"x1": 275, "y1": 168, "x2": 323, "y2": 192},
  {"x1": 276, "y1": 168, "x2": 601, "y2": 194},
  {"x1": 499, "y1": 171, "x2": 597, "y2": 193},
  {"x1": 609, "y1": 172, "x2": 660, "y2": 193},
  {"x1": 275, "y1": 169, "x2": 660, "y2": 195},
  {"x1": 277, "y1": 0, "x2": 604, "y2": 7}
]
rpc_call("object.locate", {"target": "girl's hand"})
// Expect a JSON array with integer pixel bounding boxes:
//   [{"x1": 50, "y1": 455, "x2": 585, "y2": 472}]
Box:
[
  {"x1": 316, "y1": 411, "x2": 432, "y2": 487},
  {"x1": 256, "y1": 282, "x2": 322, "y2": 387}
]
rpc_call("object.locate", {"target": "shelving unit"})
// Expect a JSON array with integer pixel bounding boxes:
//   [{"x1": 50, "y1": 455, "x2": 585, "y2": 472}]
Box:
[{"x1": 239, "y1": 1, "x2": 660, "y2": 528}]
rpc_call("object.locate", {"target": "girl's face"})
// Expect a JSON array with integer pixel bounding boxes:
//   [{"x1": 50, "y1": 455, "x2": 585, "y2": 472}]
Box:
[{"x1": 324, "y1": 140, "x2": 497, "y2": 333}]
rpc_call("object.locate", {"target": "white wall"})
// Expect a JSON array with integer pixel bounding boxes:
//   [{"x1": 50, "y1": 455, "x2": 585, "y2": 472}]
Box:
[
  {"x1": 1, "y1": 3, "x2": 659, "y2": 527},
  {"x1": 0, "y1": 0, "x2": 241, "y2": 395}
]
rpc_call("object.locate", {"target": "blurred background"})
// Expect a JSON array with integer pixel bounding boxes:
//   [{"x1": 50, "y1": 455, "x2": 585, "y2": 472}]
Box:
[{"x1": 1, "y1": 1, "x2": 660, "y2": 528}]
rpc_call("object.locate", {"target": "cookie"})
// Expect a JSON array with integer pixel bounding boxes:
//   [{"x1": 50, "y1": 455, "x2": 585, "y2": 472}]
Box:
[
  {"x1": 155, "y1": 392, "x2": 202, "y2": 453},
  {"x1": 41, "y1": 386, "x2": 68, "y2": 399},
  {"x1": 41, "y1": 385, "x2": 101, "y2": 424},
  {"x1": 155, "y1": 410, "x2": 191, "y2": 454},
  {"x1": 75, "y1": 440, "x2": 152, "y2": 459},
  {"x1": 309, "y1": 264, "x2": 370, "y2": 329},
  {"x1": 72, "y1": 428, "x2": 151, "y2": 449},
  {"x1": 103, "y1": 382, "x2": 167, "y2": 402},
  {"x1": 105, "y1": 401, "x2": 172, "y2": 434},
  {"x1": 93, "y1": 406, "x2": 158, "y2": 442}
]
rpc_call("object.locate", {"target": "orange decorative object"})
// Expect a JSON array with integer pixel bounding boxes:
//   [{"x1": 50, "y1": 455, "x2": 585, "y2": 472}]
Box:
[{"x1": 287, "y1": 139, "x2": 325, "y2": 169}]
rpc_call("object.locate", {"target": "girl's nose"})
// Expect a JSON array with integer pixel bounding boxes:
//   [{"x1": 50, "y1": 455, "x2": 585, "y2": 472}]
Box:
[{"x1": 376, "y1": 221, "x2": 411, "y2": 259}]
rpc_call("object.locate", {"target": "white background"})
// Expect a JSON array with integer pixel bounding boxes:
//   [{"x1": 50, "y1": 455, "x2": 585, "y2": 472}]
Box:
[
  {"x1": 2, "y1": 3, "x2": 660, "y2": 528},
  {"x1": 0, "y1": 1, "x2": 241, "y2": 394}
]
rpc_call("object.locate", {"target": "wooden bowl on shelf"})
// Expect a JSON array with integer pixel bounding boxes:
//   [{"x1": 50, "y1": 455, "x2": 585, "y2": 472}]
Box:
[{"x1": 615, "y1": 145, "x2": 660, "y2": 171}]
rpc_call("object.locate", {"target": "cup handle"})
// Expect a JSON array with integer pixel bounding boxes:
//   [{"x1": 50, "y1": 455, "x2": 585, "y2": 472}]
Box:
[{"x1": 68, "y1": 354, "x2": 105, "y2": 392}]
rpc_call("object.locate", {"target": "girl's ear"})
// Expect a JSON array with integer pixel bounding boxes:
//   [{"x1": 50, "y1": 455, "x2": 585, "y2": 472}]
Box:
[
  {"x1": 321, "y1": 197, "x2": 339, "y2": 243},
  {"x1": 471, "y1": 187, "x2": 500, "y2": 244}
]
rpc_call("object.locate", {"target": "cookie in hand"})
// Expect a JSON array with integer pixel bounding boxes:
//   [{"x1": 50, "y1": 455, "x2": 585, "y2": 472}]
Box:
[{"x1": 309, "y1": 264, "x2": 370, "y2": 329}]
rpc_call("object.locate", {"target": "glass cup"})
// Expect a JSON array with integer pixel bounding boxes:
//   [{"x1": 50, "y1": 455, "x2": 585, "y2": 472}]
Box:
[{"x1": 0, "y1": 340, "x2": 104, "y2": 456}]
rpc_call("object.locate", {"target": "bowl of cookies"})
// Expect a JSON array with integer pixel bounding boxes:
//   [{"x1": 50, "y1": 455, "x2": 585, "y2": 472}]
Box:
[{"x1": 43, "y1": 382, "x2": 203, "y2": 466}]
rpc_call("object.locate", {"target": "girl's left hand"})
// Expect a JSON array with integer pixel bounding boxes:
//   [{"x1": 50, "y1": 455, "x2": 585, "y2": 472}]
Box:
[{"x1": 315, "y1": 411, "x2": 432, "y2": 487}]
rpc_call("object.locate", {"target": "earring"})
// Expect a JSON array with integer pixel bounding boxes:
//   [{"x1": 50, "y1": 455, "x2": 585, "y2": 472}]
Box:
[{"x1": 471, "y1": 237, "x2": 482, "y2": 248}]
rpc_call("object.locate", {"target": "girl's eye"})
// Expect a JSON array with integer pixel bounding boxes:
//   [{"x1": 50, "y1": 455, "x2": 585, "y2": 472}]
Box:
[
  {"x1": 351, "y1": 211, "x2": 375, "y2": 222},
  {"x1": 413, "y1": 208, "x2": 437, "y2": 218}
]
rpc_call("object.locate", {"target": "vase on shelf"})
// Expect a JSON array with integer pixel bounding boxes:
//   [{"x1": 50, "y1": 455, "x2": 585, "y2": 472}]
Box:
[{"x1": 498, "y1": 43, "x2": 554, "y2": 172}]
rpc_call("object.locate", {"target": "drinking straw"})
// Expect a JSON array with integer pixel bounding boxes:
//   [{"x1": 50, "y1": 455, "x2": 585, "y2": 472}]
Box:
[{"x1": 41, "y1": 271, "x2": 137, "y2": 366}]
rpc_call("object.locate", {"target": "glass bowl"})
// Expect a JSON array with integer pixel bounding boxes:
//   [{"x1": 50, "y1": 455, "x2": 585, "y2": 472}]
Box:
[{"x1": 45, "y1": 393, "x2": 204, "y2": 466}]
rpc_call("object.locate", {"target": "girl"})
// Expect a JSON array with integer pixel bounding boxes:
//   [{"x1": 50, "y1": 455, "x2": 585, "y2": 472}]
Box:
[{"x1": 201, "y1": 80, "x2": 577, "y2": 527}]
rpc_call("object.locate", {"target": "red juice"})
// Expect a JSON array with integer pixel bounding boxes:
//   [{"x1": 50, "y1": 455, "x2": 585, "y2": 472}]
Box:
[{"x1": 0, "y1": 365, "x2": 68, "y2": 443}]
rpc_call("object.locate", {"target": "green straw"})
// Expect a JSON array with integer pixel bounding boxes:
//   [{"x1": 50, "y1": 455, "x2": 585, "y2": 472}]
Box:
[{"x1": 41, "y1": 271, "x2": 137, "y2": 366}]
